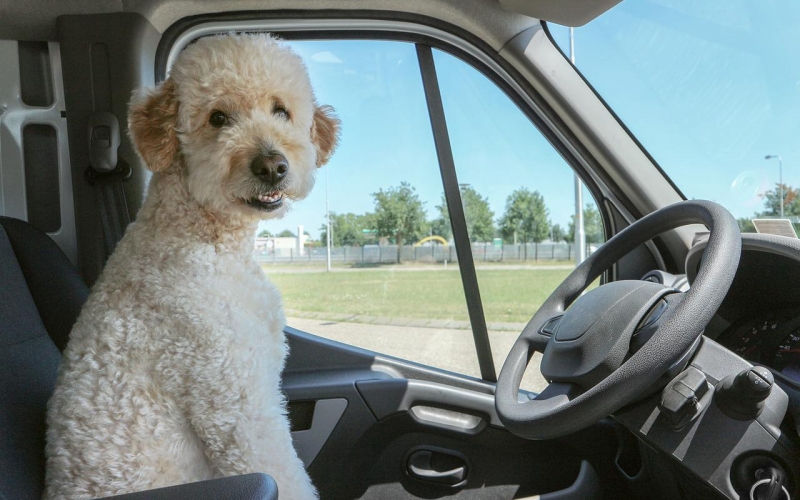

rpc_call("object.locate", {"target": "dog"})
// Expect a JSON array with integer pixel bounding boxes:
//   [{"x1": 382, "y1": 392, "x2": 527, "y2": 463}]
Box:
[{"x1": 44, "y1": 34, "x2": 339, "y2": 500}]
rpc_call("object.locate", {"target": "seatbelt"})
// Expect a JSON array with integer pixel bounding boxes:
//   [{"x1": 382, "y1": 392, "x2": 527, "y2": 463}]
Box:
[{"x1": 85, "y1": 111, "x2": 131, "y2": 258}]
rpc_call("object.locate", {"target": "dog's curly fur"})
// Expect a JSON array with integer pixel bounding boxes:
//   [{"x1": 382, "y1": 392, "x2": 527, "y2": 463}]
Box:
[{"x1": 43, "y1": 34, "x2": 339, "y2": 500}]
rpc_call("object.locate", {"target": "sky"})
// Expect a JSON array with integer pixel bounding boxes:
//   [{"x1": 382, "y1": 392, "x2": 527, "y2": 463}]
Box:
[
  {"x1": 261, "y1": 40, "x2": 580, "y2": 240},
  {"x1": 549, "y1": 0, "x2": 800, "y2": 219},
  {"x1": 263, "y1": 0, "x2": 800, "y2": 239}
]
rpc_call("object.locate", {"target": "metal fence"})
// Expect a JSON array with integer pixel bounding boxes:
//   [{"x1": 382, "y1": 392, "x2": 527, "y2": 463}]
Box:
[{"x1": 255, "y1": 243, "x2": 594, "y2": 264}]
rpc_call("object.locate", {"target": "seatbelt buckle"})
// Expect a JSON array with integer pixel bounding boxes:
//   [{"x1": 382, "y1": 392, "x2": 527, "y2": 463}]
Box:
[
  {"x1": 87, "y1": 111, "x2": 119, "y2": 173},
  {"x1": 85, "y1": 111, "x2": 132, "y2": 184}
]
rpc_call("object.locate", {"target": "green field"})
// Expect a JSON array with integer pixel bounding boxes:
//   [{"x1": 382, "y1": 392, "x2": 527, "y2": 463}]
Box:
[{"x1": 264, "y1": 267, "x2": 578, "y2": 324}]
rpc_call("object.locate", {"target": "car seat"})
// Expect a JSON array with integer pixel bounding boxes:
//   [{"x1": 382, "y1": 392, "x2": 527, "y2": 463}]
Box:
[{"x1": 0, "y1": 216, "x2": 276, "y2": 500}]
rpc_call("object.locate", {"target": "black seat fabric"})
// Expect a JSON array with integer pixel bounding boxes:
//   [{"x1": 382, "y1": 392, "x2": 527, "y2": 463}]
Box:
[
  {"x1": 0, "y1": 217, "x2": 89, "y2": 500},
  {"x1": 0, "y1": 217, "x2": 89, "y2": 352}
]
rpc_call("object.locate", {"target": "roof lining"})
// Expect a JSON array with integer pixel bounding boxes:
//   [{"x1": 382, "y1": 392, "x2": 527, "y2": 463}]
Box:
[{"x1": 498, "y1": 0, "x2": 623, "y2": 27}]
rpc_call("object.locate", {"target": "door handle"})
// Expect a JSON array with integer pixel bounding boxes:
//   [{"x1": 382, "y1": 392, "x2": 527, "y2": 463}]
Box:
[{"x1": 406, "y1": 449, "x2": 467, "y2": 486}]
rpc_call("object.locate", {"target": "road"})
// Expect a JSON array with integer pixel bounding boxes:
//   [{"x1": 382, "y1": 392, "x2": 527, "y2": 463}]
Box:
[{"x1": 287, "y1": 316, "x2": 548, "y2": 393}]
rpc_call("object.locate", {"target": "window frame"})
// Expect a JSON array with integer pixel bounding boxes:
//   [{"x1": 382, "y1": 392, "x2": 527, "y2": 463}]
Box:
[{"x1": 156, "y1": 11, "x2": 631, "y2": 383}]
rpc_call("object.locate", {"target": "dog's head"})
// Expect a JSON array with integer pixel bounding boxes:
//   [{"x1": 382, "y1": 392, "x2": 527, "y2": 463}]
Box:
[{"x1": 128, "y1": 33, "x2": 340, "y2": 220}]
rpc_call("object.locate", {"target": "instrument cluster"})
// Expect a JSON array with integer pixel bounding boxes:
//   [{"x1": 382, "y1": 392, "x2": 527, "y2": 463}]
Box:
[{"x1": 719, "y1": 309, "x2": 800, "y2": 383}]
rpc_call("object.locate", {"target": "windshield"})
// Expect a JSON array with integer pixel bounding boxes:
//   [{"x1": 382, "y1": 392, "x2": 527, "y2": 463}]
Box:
[{"x1": 549, "y1": 1, "x2": 800, "y2": 231}]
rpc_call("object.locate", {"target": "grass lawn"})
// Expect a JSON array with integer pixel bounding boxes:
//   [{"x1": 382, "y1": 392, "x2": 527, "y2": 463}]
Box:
[
  {"x1": 265, "y1": 267, "x2": 580, "y2": 324},
  {"x1": 258, "y1": 259, "x2": 575, "y2": 272}
]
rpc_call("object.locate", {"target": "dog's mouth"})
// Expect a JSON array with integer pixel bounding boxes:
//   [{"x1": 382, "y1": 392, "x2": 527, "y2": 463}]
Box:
[{"x1": 242, "y1": 191, "x2": 284, "y2": 212}]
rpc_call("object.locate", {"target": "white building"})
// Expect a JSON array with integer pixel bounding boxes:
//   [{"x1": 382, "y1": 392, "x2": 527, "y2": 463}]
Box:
[{"x1": 254, "y1": 225, "x2": 308, "y2": 256}]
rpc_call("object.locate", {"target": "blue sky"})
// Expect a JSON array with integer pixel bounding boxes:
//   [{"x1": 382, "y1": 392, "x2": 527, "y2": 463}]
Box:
[
  {"x1": 263, "y1": 0, "x2": 800, "y2": 239},
  {"x1": 549, "y1": 0, "x2": 800, "y2": 218},
  {"x1": 262, "y1": 40, "x2": 581, "y2": 239}
]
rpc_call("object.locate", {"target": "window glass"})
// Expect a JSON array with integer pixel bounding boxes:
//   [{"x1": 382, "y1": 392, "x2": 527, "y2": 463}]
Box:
[
  {"x1": 433, "y1": 49, "x2": 605, "y2": 391},
  {"x1": 259, "y1": 40, "x2": 480, "y2": 377},
  {"x1": 548, "y1": 1, "x2": 800, "y2": 232}
]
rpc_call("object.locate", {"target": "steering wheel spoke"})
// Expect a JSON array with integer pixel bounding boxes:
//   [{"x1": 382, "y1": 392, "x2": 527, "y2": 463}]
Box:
[
  {"x1": 630, "y1": 290, "x2": 686, "y2": 354},
  {"x1": 496, "y1": 200, "x2": 741, "y2": 440},
  {"x1": 532, "y1": 381, "x2": 583, "y2": 403},
  {"x1": 519, "y1": 314, "x2": 561, "y2": 353}
]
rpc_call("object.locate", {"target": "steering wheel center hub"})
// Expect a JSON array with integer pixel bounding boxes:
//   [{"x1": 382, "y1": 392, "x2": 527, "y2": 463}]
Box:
[{"x1": 541, "y1": 280, "x2": 674, "y2": 389}]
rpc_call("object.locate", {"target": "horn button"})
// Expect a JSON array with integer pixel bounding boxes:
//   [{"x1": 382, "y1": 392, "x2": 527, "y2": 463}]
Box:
[{"x1": 540, "y1": 280, "x2": 677, "y2": 389}]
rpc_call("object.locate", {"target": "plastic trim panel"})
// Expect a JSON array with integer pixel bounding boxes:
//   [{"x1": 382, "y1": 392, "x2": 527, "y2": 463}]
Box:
[{"x1": 0, "y1": 40, "x2": 77, "y2": 264}]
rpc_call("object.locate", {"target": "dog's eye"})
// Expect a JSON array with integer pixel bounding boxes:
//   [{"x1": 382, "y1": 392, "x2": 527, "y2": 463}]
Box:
[
  {"x1": 273, "y1": 106, "x2": 290, "y2": 120},
  {"x1": 209, "y1": 111, "x2": 228, "y2": 128}
]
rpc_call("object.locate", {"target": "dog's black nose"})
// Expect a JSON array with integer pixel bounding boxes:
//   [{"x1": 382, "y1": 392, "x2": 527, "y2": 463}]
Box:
[{"x1": 250, "y1": 152, "x2": 289, "y2": 184}]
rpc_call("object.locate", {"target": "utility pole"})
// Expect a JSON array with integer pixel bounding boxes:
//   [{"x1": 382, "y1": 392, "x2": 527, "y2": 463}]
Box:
[
  {"x1": 326, "y1": 164, "x2": 331, "y2": 272},
  {"x1": 571, "y1": 27, "x2": 587, "y2": 265},
  {"x1": 765, "y1": 155, "x2": 784, "y2": 218}
]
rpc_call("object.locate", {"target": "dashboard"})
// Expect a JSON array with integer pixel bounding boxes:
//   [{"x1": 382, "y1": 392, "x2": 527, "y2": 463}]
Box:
[
  {"x1": 684, "y1": 232, "x2": 800, "y2": 387},
  {"x1": 719, "y1": 310, "x2": 800, "y2": 383},
  {"x1": 622, "y1": 233, "x2": 800, "y2": 499}
]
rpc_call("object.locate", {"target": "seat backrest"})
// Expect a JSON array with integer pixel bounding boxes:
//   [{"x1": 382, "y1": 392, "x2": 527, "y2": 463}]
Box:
[{"x1": 0, "y1": 217, "x2": 89, "y2": 500}]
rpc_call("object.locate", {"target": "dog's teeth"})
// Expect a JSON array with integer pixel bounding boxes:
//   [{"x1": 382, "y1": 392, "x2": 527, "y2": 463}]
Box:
[{"x1": 255, "y1": 193, "x2": 282, "y2": 204}]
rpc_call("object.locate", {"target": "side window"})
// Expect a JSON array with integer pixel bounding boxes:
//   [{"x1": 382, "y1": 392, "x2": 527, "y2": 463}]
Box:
[
  {"x1": 432, "y1": 49, "x2": 605, "y2": 391},
  {"x1": 256, "y1": 39, "x2": 607, "y2": 385},
  {"x1": 262, "y1": 40, "x2": 481, "y2": 377}
]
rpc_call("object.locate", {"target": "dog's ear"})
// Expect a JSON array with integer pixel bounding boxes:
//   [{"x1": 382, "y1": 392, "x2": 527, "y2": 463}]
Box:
[
  {"x1": 311, "y1": 105, "x2": 341, "y2": 167},
  {"x1": 128, "y1": 79, "x2": 179, "y2": 173}
]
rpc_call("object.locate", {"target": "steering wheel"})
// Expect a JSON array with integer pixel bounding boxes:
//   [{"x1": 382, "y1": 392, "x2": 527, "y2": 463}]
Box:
[{"x1": 495, "y1": 200, "x2": 741, "y2": 439}]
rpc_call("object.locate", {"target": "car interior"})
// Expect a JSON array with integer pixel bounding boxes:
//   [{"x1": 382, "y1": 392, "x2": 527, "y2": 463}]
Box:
[{"x1": 1, "y1": 1, "x2": 798, "y2": 499}]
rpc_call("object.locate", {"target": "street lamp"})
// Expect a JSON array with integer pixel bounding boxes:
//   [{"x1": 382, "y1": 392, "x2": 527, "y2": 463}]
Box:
[
  {"x1": 765, "y1": 155, "x2": 784, "y2": 218},
  {"x1": 325, "y1": 164, "x2": 331, "y2": 272},
  {"x1": 570, "y1": 27, "x2": 586, "y2": 265}
]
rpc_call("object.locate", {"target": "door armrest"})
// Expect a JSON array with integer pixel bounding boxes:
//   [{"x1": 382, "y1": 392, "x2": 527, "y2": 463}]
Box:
[{"x1": 102, "y1": 473, "x2": 278, "y2": 500}]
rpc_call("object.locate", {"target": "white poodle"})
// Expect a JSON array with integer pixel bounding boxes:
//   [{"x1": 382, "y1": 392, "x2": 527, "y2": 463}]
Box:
[{"x1": 44, "y1": 34, "x2": 339, "y2": 500}]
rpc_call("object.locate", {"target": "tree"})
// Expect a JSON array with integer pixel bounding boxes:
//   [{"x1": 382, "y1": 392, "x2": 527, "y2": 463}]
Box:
[
  {"x1": 567, "y1": 204, "x2": 604, "y2": 244},
  {"x1": 319, "y1": 212, "x2": 375, "y2": 246},
  {"x1": 257, "y1": 229, "x2": 272, "y2": 238},
  {"x1": 372, "y1": 182, "x2": 427, "y2": 262},
  {"x1": 431, "y1": 187, "x2": 495, "y2": 242},
  {"x1": 737, "y1": 218, "x2": 755, "y2": 233},
  {"x1": 429, "y1": 212, "x2": 452, "y2": 241},
  {"x1": 431, "y1": 196, "x2": 453, "y2": 241},
  {"x1": 760, "y1": 183, "x2": 800, "y2": 217},
  {"x1": 736, "y1": 183, "x2": 800, "y2": 235},
  {"x1": 584, "y1": 205, "x2": 604, "y2": 243},
  {"x1": 277, "y1": 229, "x2": 295, "y2": 238},
  {"x1": 551, "y1": 223, "x2": 565, "y2": 243},
  {"x1": 739, "y1": 183, "x2": 800, "y2": 234},
  {"x1": 498, "y1": 188, "x2": 550, "y2": 244}
]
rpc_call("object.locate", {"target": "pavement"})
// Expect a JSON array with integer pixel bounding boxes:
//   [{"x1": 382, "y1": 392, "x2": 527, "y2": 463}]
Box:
[
  {"x1": 285, "y1": 309, "x2": 528, "y2": 332},
  {"x1": 287, "y1": 316, "x2": 548, "y2": 393}
]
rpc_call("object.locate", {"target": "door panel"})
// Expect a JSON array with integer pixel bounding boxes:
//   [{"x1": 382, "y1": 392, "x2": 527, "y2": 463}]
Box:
[{"x1": 284, "y1": 328, "x2": 607, "y2": 500}]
